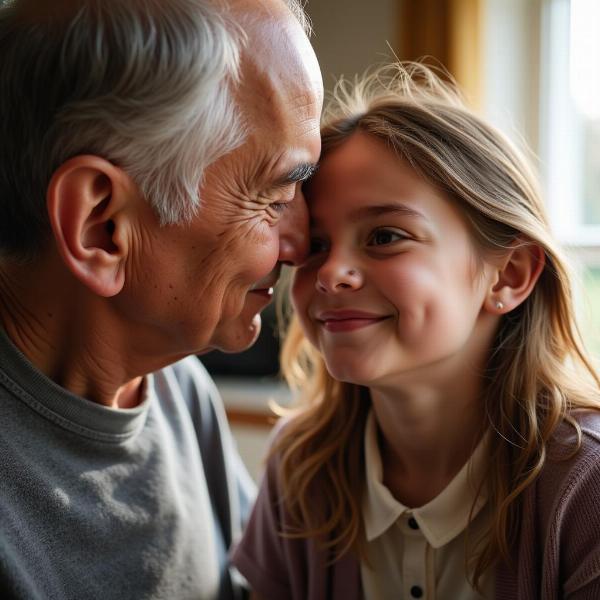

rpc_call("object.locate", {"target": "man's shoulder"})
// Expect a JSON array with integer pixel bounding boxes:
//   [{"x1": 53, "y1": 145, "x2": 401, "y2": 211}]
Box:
[
  {"x1": 156, "y1": 355, "x2": 221, "y2": 409},
  {"x1": 164, "y1": 354, "x2": 214, "y2": 386},
  {"x1": 151, "y1": 355, "x2": 232, "y2": 443}
]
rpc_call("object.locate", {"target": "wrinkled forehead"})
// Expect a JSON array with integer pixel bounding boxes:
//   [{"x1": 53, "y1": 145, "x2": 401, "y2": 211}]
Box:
[{"x1": 231, "y1": 0, "x2": 323, "y2": 133}]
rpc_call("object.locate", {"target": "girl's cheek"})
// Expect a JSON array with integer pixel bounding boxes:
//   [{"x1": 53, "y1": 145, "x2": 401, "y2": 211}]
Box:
[
  {"x1": 291, "y1": 270, "x2": 314, "y2": 307},
  {"x1": 291, "y1": 275, "x2": 321, "y2": 344}
]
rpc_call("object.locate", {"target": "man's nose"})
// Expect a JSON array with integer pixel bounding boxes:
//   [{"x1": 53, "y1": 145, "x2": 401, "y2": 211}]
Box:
[{"x1": 278, "y1": 187, "x2": 309, "y2": 265}]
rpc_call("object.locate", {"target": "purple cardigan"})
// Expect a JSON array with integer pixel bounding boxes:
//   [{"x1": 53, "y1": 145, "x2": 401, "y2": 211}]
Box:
[{"x1": 232, "y1": 411, "x2": 600, "y2": 599}]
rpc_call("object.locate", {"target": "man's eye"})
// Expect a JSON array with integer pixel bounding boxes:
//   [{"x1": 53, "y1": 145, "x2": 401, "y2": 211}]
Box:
[
  {"x1": 265, "y1": 200, "x2": 291, "y2": 218},
  {"x1": 270, "y1": 202, "x2": 288, "y2": 213},
  {"x1": 368, "y1": 228, "x2": 407, "y2": 246}
]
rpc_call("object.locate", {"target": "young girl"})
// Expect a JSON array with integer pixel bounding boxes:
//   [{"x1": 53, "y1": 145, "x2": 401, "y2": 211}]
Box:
[{"x1": 231, "y1": 64, "x2": 600, "y2": 599}]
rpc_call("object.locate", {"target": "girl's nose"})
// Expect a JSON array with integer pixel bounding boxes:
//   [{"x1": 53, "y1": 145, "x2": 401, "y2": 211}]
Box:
[{"x1": 316, "y1": 260, "x2": 363, "y2": 293}]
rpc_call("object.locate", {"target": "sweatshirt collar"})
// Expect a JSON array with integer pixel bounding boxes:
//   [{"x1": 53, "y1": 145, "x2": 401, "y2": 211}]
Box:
[{"x1": 0, "y1": 327, "x2": 151, "y2": 442}]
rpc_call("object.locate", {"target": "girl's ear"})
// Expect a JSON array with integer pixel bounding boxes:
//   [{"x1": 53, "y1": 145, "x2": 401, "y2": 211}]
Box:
[
  {"x1": 47, "y1": 155, "x2": 138, "y2": 297},
  {"x1": 485, "y1": 241, "x2": 545, "y2": 314}
]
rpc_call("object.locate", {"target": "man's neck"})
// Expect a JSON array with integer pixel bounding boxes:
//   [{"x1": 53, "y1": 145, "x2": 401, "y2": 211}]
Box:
[{"x1": 0, "y1": 256, "x2": 150, "y2": 408}]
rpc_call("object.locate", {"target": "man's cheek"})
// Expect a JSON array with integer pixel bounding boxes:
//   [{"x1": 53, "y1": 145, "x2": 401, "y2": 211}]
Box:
[{"x1": 241, "y1": 224, "x2": 280, "y2": 279}]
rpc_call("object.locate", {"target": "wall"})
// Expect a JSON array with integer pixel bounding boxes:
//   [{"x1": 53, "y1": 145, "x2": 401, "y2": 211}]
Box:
[
  {"x1": 482, "y1": 0, "x2": 542, "y2": 153},
  {"x1": 306, "y1": 0, "x2": 400, "y2": 90}
]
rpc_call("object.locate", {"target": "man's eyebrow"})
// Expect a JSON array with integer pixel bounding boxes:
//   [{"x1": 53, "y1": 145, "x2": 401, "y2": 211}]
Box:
[
  {"x1": 274, "y1": 163, "x2": 319, "y2": 187},
  {"x1": 349, "y1": 203, "x2": 427, "y2": 222}
]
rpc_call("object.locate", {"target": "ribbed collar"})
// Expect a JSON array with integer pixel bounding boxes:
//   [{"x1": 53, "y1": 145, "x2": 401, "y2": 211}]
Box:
[
  {"x1": 362, "y1": 410, "x2": 488, "y2": 548},
  {"x1": 0, "y1": 327, "x2": 151, "y2": 443}
]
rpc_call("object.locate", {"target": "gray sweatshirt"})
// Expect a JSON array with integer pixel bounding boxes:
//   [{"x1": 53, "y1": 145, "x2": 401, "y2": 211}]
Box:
[{"x1": 0, "y1": 329, "x2": 255, "y2": 599}]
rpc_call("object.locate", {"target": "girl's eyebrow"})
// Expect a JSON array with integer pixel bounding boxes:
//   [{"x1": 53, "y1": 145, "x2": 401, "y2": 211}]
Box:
[
  {"x1": 348, "y1": 203, "x2": 428, "y2": 222},
  {"x1": 308, "y1": 203, "x2": 427, "y2": 228}
]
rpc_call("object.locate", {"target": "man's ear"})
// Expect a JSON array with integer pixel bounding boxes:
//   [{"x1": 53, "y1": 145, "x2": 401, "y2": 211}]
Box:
[
  {"x1": 485, "y1": 240, "x2": 546, "y2": 314},
  {"x1": 47, "y1": 155, "x2": 137, "y2": 297}
]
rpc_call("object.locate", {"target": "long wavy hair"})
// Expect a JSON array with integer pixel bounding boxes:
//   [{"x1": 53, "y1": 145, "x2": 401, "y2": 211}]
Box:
[{"x1": 273, "y1": 63, "x2": 600, "y2": 587}]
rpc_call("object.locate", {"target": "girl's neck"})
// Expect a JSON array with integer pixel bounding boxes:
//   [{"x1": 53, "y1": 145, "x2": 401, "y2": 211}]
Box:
[{"x1": 369, "y1": 367, "x2": 487, "y2": 508}]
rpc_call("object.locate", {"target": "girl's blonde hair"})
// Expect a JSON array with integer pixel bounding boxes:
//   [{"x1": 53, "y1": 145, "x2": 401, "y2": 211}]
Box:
[{"x1": 274, "y1": 63, "x2": 600, "y2": 587}]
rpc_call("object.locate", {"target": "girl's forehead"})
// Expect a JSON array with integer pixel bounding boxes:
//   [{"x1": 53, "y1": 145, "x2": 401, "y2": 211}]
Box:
[
  {"x1": 307, "y1": 136, "x2": 444, "y2": 218},
  {"x1": 311, "y1": 133, "x2": 428, "y2": 194}
]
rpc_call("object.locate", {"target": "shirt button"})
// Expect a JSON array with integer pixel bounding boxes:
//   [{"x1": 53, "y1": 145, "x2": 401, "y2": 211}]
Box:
[
  {"x1": 408, "y1": 517, "x2": 419, "y2": 530},
  {"x1": 410, "y1": 585, "x2": 424, "y2": 598}
]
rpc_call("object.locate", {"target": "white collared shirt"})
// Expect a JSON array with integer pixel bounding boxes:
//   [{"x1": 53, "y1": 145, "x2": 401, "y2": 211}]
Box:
[{"x1": 360, "y1": 411, "x2": 493, "y2": 600}]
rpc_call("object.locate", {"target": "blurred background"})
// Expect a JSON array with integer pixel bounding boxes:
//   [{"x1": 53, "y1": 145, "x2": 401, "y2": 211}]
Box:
[{"x1": 205, "y1": 0, "x2": 600, "y2": 479}]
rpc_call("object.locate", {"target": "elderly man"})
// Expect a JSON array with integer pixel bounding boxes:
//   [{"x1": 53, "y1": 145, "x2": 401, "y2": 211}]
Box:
[{"x1": 0, "y1": 0, "x2": 322, "y2": 597}]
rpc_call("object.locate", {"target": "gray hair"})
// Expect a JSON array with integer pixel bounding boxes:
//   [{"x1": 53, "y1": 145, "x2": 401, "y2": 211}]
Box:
[
  {"x1": 284, "y1": 0, "x2": 311, "y2": 35},
  {"x1": 0, "y1": 0, "x2": 246, "y2": 258}
]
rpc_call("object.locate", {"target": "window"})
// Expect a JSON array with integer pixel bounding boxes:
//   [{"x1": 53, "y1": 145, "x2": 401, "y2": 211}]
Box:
[{"x1": 540, "y1": 0, "x2": 600, "y2": 357}]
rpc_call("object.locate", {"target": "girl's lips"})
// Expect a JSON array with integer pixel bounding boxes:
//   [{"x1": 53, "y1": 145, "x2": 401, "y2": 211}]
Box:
[{"x1": 316, "y1": 310, "x2": 390, "y2": 333}]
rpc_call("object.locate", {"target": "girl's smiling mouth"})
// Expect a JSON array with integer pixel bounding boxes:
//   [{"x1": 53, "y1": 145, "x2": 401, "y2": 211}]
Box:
[{"x1": 316, "y1": 310, "x2": 390, "y2": 332}]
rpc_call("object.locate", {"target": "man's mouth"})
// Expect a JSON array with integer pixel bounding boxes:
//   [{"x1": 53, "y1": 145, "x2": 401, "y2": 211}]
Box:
[
  {"x1": 248, "y1": 286, "x2": 274, "y2": 300},
  {"x1": 249, "y1": 266, "x2": 281, "y2": 296}
]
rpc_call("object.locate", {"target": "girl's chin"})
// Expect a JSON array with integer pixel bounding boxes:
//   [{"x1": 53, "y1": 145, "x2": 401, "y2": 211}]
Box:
[{"x1": 324, "y1": 361, "x2": 374, "y2": 386}]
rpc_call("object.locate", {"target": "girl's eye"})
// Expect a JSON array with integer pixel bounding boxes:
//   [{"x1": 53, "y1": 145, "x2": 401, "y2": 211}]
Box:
[
  {"x1": 368, "y1": 228, "x2": 408, "y2": 246},
  {"x1": 309, "y1": 236, "x2": 329, "y2": 255}
]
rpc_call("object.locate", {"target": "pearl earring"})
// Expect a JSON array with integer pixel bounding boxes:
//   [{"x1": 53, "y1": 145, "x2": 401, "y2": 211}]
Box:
[{"x1": 495, "y1": 300, "x2": 504, "y2": 311}]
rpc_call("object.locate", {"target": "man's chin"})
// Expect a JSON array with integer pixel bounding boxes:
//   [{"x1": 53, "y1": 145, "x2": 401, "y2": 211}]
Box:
[{"x1": 212, "y1": 313, "x2": 262, "y2": 354}]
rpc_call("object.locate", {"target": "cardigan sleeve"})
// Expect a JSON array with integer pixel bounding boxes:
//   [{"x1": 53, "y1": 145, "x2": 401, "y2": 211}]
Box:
[
  {"x1": 230, "y1": 444, "x2": 362, "y2": 600},
  {"x1": 230, "y1": 453, "x2": 296, "y2": 600},
  {"x1": 542, "y1": 413, "x2": 600, "y2": 598},
  {"x1": 560, "y1": 445, "x2": 600, "y2": 598}
]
